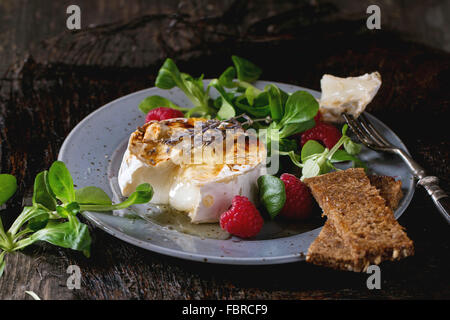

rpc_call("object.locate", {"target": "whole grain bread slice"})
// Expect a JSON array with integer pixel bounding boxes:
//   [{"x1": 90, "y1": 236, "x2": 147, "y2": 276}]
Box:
[
  {"x1": 304, "y1": 168, "x2": 413, "y2": 271},
  {"x1": 306, "y1": 175, "x2": 405, "y2": 272}
]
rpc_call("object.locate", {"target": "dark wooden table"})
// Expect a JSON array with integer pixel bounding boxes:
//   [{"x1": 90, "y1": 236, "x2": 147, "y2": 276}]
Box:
[{"x1": 0, "y1": 1, "x2": 449, "y2": 300}]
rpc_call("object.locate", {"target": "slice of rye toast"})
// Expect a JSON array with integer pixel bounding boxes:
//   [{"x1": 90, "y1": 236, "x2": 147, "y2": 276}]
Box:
[
  {"x1": 305, "y1": 175, "x2": 405, "y2": 272},
  {"x1": 304, "y1": 168, "x2": 414, "y2": 272}
]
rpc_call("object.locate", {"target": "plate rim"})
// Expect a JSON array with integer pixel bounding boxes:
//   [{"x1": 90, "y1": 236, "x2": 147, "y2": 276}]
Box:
[{"x1": 58, "y1": 80, "x2": 416, "y2": 265}]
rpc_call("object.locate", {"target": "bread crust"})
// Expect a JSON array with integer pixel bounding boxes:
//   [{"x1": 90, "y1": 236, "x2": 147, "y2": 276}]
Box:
[
  {"x1": 368, "y1": 175, "x2": 403, "y2": 210},
  {"x1": 304, "y1": 169, "x2": 413, "y2": 272}
]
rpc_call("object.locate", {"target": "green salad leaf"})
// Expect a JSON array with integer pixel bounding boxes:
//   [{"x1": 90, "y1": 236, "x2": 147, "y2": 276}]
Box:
[
  {"x1": 48, "y1": 161, "x2": 75, "y2": 204},
  {"x1": 138, "y1": 95, "x2": 188, "y2": 114},
  {"x1": 279, "y1": 138, "x2": 298, "y2": 153},
  {"x1": 300, "y1": 140, "x2": 325, "y2": 162},
  {"x1": 154, "y1": 58, "x2": 213, "y2": 117},
  {"x1": 0, "y1": 174, "x2": 17, "y2": 206},
  {"x1": 278, "y1": 119, "x2": 316, "y2": 139},
  {"x1": 75, "y1": 186, "x2": 112, "y2": 205},
  {"x1": 154, "y1": 58, "x2": 181, "y2": 89},
  {"x1": 78, "y1": 183, "x2": 153, "y2": 212},
  {"x1": 0, "y1": 161, "x2": 154, "y2": 278},
  {"x1": 0, "y1": 252, "x2": 6, "y2": 278},
  {"x1": 331, "y1": 149, "x2": 367, "y2": 169},
  {"x1": 218, "y1": 66, "x2": 237, "y2": 88},
  {"x1": 209, "y1": 79, "x2": 236, "y2": 120},
  {"x1": 265, "y1": 84, "x2": 286, "y2": 122},
  {"x1": 31, "y1": 215, "x2": 92, "y2": 258},
  {"x1": 257, "y1": 175, "x2": 286, "y2": 219},
  {"x1": 27, "y1": 209, "x2": 50, "y2": 232},
  {"x1": 279, "y1": 91, "x2": 319, "y2": 126},
  {"x1": 341, "y1": 125, "x2": 362, "y2": 155},
  {"x1": 234, "y1": 93, "x2": 270, "y2": 118},
  {"x1": 231, "y1": 55, "x2": 262, "y2": 83},
  {"x1": 32, "y1": 171, "x2": 57, "y2": 211},
  {"x1": 266, "y1": 90, "x2": 318, "y2": 139}
]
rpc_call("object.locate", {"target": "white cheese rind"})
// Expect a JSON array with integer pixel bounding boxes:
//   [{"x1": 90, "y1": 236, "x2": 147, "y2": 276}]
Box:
[
  {"x1": 319, "y1": 72, "x2": 382, "y2": 123},
  {"x1": 118, "y1": 149, "x2": 177, "y2": 204},
  {"x1": 118, "y1": 151, "x2": 264, "y2": 223},
  {"x1": 180, "y1": 164, "x2": 263, "y2": 223}
]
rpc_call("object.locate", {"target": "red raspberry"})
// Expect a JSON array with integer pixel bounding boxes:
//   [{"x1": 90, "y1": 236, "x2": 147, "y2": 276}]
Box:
[
  {"x1": 220, "y1": 196, "x2": 264, "y2": 238},
  {"x1": 300, "y1": 122, "x2": 341, "y2": 149},
  {"x1": 314, "y1": 110, "x2": 322, "y2": 123},
  {"x1": 145, "y1": 107, "x2": 184, "y2": 122},
  {"x1": 279, "y1": 173, "x2": 313, "y2": 220},
  {"x1": 292, "y1": 111, "x2": 323, "y2": 140}
]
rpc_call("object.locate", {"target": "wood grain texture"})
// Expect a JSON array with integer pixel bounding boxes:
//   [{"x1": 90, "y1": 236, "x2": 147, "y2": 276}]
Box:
[
  {"x1": 2, "y1": 0, "x2": 449, "y2": 75},
  {"x1": 0, "y1": 0, "x2": 449, "y2": 300}
]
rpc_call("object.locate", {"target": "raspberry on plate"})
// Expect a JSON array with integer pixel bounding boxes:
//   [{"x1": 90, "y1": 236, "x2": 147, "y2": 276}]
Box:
[
  {"x1": 145, "y1": 107, "x2": 184, "y2": 122},
  {"x1": 300, "y1": 122, "x2": 341, "y2": 149},
  {"x1": 314, "y1": 110, "x2": 323, "y2": 123},
  {"x1": 220, "y1": 196, "x2": 264, "y2": 238},
  {"x1": 279, "y1": 173, "x2": 313, "y2": 220}
]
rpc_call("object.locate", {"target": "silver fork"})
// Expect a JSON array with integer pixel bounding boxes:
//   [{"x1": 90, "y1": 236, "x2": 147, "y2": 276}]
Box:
[{"x1": 343, "y1": 112, "x2": 450, "y2": 224}]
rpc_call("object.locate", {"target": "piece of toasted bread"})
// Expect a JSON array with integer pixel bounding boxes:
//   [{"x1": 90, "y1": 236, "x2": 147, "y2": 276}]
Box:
[
  {"x1": 306, "y1": 175, "x2": 404, "y2": 272},
  {"x1": 307, "y1": 221, "x2": 366, "y2": 271},
  {"x1": 304, "y1": 168, "x2": 413, "y2": 271}
]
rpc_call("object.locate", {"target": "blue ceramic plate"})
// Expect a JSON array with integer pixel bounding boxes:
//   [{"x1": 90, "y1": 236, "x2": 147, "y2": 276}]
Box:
[{"x1": 58, "y1": 81, "x2": 415, "y2": 265}]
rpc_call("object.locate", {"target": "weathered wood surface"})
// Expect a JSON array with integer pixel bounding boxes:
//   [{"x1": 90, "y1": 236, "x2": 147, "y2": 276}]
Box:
[{"x1": 0, "y1": 1, "x2": 449, "y2": 300}]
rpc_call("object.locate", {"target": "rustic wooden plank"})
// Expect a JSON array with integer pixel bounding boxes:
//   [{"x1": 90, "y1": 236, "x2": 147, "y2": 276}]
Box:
[
  {"x1": 2, "y1": 0, "x2": 449, "y2": 76},
  {"x1": 0, "y1": 249, "x2": 75, "y2": 300},
  {"x1": 0, "y1": 0, "x2": 238, "y2": 74}
]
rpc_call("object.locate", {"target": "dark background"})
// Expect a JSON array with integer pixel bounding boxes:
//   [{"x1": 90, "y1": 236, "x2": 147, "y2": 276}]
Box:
[
  {"x1": 1, "y1": 0, "x2": 450, "y2": 75},
  {"x1": 0, "y1": 0, "x2": 449, "y2": 299}
]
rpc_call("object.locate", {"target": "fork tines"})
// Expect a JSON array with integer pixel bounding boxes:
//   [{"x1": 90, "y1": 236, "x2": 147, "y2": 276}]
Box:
[{"x1": 342, "y1": 113, "x2": 393, "y2": 151}]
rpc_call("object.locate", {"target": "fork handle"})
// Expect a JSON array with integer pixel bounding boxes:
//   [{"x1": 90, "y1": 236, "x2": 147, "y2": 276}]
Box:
[
  {"x1": 418, "y1": 176, "x2": 450, "y2": 224},
  {"x1": 395, "y1": 149, "x2": 450, "y2": 224}
]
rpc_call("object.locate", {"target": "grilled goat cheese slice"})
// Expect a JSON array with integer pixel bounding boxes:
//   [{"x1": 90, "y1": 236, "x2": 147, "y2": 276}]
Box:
[
  {"x1": 319, "y1": 72, "x2": 382, "y2": 123},
  {"x1": 118, "y1": 118, "x2": 266, "y2": 223}
]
